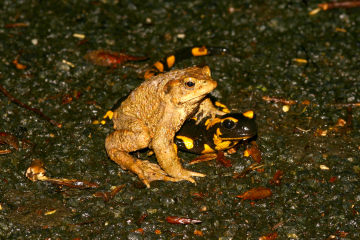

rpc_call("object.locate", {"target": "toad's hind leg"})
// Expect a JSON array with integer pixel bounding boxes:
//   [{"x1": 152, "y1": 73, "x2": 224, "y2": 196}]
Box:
[{"x1": 105, "y1": 116, "x2": 184, "y2": 188}]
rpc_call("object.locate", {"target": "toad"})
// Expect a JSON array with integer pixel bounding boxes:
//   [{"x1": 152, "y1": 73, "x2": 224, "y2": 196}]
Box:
[{"x1": 105, "y1": 66, "x2": 224, "y2": 187}]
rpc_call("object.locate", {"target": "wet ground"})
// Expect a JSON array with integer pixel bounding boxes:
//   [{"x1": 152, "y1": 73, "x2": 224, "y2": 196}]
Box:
[{"x1": 1, "y1": 0, "x2": 360, "y2": 239}]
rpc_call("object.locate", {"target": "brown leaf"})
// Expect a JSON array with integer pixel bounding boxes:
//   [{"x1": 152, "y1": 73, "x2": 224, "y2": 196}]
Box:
[
  {"x1": 237, "y1": 187, "x2": 272, "y2": 200},
  {"x1": 62, "y1": 94, "x2": 73, "y2": 105},
  {"x1": 301, "y1": 100, "x2": 310, "y2": 105},
  {"x1": 84, "y1": 50, "x2": 148, "y2": 67},
  {"x1": 12, "y1": 59, "x2": 27, "y2": 69},
  {"x1": 216, "y1": 151, "x2": 232, "y2": 167},
  {"x1": 259, "y1": 232, "x2": 278, "y2": 240},
  {"x1": 246, "y1": 141, "x2": 261, "y2": 163},
  {"x1": 49, "y1": 179, "x2": 99, "y2": 189},
  {"x1": 5, "y1": 23, "x2": 29, "y2": 28},
  {"x1": 166, "y1": 216, "x2": 202, "y2": 224},
  {"x1": 329, "y1": 176, "x2": 337, "y2": 183},
  {"x1": 0, "y1": 132, "x2": 19, "y2": 150},
  {"x1": 270, "y1": 169, "x2": 284, "y2": 186}
]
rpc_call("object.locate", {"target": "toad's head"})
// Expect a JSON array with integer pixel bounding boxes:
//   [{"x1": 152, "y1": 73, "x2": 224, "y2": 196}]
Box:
[{"x1": 162, "y1": 66, "x2": 217, "y2": 106}]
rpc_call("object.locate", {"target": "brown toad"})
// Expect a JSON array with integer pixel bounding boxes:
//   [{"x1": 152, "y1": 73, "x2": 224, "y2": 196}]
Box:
[{"x1": 105, "y1": 66, "x2": 224, "y2": 187}]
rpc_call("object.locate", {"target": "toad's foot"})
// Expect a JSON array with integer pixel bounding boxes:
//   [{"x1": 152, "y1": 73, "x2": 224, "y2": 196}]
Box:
[
  {"x1": 195, "y1": 107, "x2": 226, "y2": 123},
  {"x1": 169, "y1": 168, "x2": 206, "y2": 185},
  {"x1": 195, "y1": 98, "x2": 226, "y2": 123},
  {"x1": 130, "y1": 160, "x2": 205, "y2": 188}
]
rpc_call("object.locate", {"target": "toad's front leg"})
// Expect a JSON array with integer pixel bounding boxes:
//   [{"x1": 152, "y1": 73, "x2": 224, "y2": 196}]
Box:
[
  {"x1": 195, "y1": 98, "x2": 226, "y2": 123},
  {"x1": 151, "y1": 126, "x2": 206, "y2": 184},
  {"x1": 105, "y1": 116, "x2": 185, "y2": 188}
]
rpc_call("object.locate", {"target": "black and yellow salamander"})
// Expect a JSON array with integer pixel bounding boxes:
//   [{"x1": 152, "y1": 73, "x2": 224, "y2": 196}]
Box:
[{"x1": 174, "y1": 111, "x2": 257, "y2": 154}]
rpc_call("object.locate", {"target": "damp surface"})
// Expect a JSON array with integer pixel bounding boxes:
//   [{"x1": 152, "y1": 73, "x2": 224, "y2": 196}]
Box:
[{"x1": 0, "y1": 0, "x2": 360, "y2": 239}]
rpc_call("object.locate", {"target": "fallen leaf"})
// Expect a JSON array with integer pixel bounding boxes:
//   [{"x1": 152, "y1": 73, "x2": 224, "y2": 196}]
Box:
[{"x1": 237, "y1": 187, "x2": 272, "y2": 200}]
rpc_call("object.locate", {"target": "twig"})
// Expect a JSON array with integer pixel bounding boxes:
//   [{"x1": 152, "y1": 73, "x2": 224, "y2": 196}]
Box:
[
  {"x1": 328, "y1": 102, "x2": 360, "y2": 107},
  {"x1": 319, "y1": 1, "x2": 360, "y2": 10},
  {"x1": 0, "y1": 83, "x2": 61, "y2": 128},
  {"x1": 310, "y1": 1, "x2": 360, "y2": 15},
  {"x1": 0, "y1": 150, "x2": 12, "y2": 154},
  {"x1": 262, "y1": 96, "x2": 297, "y2": 105}
]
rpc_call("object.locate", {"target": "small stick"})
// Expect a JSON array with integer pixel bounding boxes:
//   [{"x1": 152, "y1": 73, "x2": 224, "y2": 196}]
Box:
[
  {"x1": 262, "y1": 96, "x2": 297, "y2": 105},
  {"x1": 319, "y1": 1, "x2": 360, "y2": 10},
  {"x1": 0, "y1": 150, "x2": 12, "y2": 154},
  {"x1": 0, "y1": 83, "x2": 62, "y2": 128},
  {"x1": 328, "y1": 102, "x2": 360, "y2": 107},
  {"x1": 309, "y1": 1, "x2": 360, "y2": 15}
]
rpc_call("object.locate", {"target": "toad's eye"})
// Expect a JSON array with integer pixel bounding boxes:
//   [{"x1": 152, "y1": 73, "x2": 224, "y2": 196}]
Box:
[
  {"x1": 185, "y1": 80, "x2": 195, "y2": 89},
  {"x1": 223, "y1": 119, "x2": 236, "y2": 129}
]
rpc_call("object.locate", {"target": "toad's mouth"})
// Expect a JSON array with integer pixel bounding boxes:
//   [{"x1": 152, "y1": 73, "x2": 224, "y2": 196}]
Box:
[{"x1": 179, "y1": 92, "x2": 209, "y2": 104}]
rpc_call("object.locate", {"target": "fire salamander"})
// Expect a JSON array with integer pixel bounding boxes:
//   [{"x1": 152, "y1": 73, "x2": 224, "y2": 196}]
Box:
[
  {"x1": 94, "y1": 46, "x2": 230, "y2": 125},
  {"x1": 175, "y1": 111, "x2": 257, "y2": 154}
]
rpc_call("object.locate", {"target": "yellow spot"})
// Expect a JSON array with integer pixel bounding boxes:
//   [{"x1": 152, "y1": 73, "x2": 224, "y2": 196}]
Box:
[
  {"x1": 191, "y1": 117, "x2": 198, "y2": 121},
  {"x1": 223, "y1": 117, "x2": 238, "y2": 123},
  {"x1": 201, "y1": 144, "x2": 214, "y2": 154},
  {"x1": 176, "y1": 136, "x2": 194, "y2": 149},
  {"x1": 244, "y1": 150, "x2": 250, "y2": 157},
  {"x1": 215, "y1": 140, "x2": 232, "y2": 150},
  {"x1": 62, "y1": 59, "x2": 75, "y2": 68},
  {"x1": 215, "y1": 101, "x2": 227, "y2": 108},
  {"x1": 173, "y1": 143, "x2": 178, "y2": 153},
  {"x1": 309, "y1": 7, "x2": 322, "y2": 15},
  {"x1": 45, "y1": 210, "x2": 57, "y2": 215},
  {"x1": 206, "y1": 118, "x2": 221, "y2": 130},
  {"x1": 213, "y1": 132, "x2": 222, "y2": 146},
  {"x1": 144, "y1": 69, "x2": 156, "y2": 79},
  {"x1": 204, "y1": 118, "x2": 210, "y2": 126},
  {"x1": 320, "y1": 165, "x2": 329, "y2": 170},
  {"x1": 335, "y1": 28, "x2": 346, "y2": 33},
  {"x1": 215, "y1": 101, "x2": 230, "y2": 113},
  {"x1": 191, "y1": 47, "x2": 208, "y2": 56},
  {"x1": 92, "y1": 120, "x2": 100, "y2": 125},
  {"x1": 293, "y1": 58, "x2": 308, "y2": 64},
  {"x1": 166, "y1": 55, "x2": 175, "y2": 69},
  {"x1": 153, "y1": 61, "x2": 164, "y2": 72},
  {"x1": 228, "y1": 141, "x2": 239, "y2": 149},
  {"x1": 213, "y1": 131, "x2": 233, "y2": 150},
  {"x1": 103, "y1": 111, "x2": 114, "y2": 120},
  {"x1": 73, "y1": 33, "x2": 85, "y2": 39},
  {"x1": 101, "y1": 120, "x2": 106, "y2": 125},
  {"x1": 282, "y1": 105, "x2": 290, "y2": 112},
  {"x1": 243, "y1": 111, "x2": 254, "y2": 119}
]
